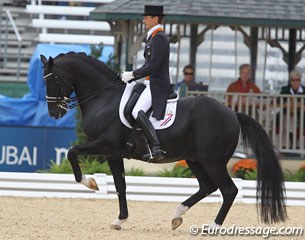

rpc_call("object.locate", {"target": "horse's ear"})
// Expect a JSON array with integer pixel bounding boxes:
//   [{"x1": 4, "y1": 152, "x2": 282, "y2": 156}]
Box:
[
  {"x1": 48, "y1": 56, "x2": 54, "y2": 67},
  {"x1": 40, "y1": 54, "x2": 48, "y2": 65}
]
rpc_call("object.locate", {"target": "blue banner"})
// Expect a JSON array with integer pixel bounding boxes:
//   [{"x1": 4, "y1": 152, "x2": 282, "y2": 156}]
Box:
[{"x1": 0, "y1": 126, "x2": 76, "y2": 172}]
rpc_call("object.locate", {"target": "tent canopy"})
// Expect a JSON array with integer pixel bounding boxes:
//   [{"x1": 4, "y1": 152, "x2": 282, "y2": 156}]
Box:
[
  {"x1": 0, "y1": 44, "x2": 113, "y2": 127},
  {"x1": 91, "y1": 0, "x2": 305, "y2": 28}
]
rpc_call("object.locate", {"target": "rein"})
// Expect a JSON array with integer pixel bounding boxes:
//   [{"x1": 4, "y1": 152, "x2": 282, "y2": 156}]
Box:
[{"x1": 44, "y1": 72, "x2": 122, "y2": 111}]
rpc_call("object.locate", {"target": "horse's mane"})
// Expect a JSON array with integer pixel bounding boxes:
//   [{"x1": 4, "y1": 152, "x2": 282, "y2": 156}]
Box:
[{"x1": 54, "y1": 51, "x2": 117, "y2": 78}]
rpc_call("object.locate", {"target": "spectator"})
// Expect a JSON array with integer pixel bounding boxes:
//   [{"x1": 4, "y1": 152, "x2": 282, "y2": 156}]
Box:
[
  {"x1": 226, "y1": 63, "x2": 261, "y2": 104},
  {"x1": 278, "y1": 68, "x2": 305, "y2": 148},
  {"x1": 175, "y1": 65, "x2": 207, "y2": 97},
  {"x1": 280, "y1": 69, "x2": 305, "y2": 95}
]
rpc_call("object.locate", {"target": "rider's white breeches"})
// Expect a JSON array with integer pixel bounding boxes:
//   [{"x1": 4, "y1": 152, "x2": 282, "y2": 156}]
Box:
[{"x1": 132, "y1": 80, "x2": 151, "y2": 119}]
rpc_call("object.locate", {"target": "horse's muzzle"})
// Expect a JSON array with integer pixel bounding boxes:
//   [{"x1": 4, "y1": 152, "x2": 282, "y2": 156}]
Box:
[{"x1": 49, "y1": 111, "x2": 63, "y2": 119}]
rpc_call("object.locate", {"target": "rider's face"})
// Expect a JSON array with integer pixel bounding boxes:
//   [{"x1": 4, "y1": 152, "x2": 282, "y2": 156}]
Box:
[{"x1": 143, "y1": 16, "x2": 159, "y2": 30}]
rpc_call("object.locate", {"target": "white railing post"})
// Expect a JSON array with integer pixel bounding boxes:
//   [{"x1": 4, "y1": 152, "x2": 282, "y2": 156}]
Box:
[
  {"x1": 94, "y1": 173, "x2": 108, "y2": 194},
  {"x1": 37, "y1": 0, "x2": 47, "y2": 34},
  {"x1": 4, "y1": 10, "x2": 22, "y2": 81}
]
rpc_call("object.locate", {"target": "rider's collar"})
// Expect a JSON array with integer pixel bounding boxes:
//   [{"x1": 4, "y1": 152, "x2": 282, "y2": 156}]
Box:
[{"x1": 147, "y1": 24, "x2": 163, "y2": 40}]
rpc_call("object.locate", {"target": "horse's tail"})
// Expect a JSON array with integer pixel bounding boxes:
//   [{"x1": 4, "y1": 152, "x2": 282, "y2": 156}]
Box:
[{"x1": 236, "y1": 112, "x2": 287, "y2": 223}]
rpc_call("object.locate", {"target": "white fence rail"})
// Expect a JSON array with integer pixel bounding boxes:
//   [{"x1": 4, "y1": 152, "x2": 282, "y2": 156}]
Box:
[
  {"x1": 27, "y1": 0, "x2": 114, "y2": 45},
  {"x1": 0, "y1": 172, "x2": 304, "y2": 206}
]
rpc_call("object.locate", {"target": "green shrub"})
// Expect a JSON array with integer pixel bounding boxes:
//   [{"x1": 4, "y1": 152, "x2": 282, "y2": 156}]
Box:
[
  {"x1": 244, "y1": 169, "x2": 257, "y2": 180},
  {"x1": 125, "y1": 167, "x2": 146, "y2": 176},
  {"x1": 233, "y1": 168, "x2": 305, "y2": 182},
  {"x1": 157, "y1": 165, "x2": 193, "y2": 178},
  {"x1": 46, "y1": 156, "x2": 111, "y2": 174},
  {"x1": 45, "y1": 159, "x2": 73, "y2": 173},
  {"x1": 44, "y1": 157, "x2": 147, "y2": 176},
  {"x1": 284, "y1": 169, "x2": 305, "y2": 182},
  {"x1": 79, "y1": 156, "x2": 111, "y2": 174}
]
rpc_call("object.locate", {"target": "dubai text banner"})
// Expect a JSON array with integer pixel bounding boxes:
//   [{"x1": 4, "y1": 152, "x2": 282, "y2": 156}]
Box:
[{"x1": 0, "y1": 126, "x2": 76, "y2": 172}]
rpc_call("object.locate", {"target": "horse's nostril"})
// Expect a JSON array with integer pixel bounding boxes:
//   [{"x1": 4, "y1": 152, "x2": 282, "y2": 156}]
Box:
[{"x1": 49, "y1": 112, "x2": 56, "y2": 118}]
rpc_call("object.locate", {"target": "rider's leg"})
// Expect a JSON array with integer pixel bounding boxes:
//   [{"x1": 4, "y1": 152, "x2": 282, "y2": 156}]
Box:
[
  {"x1": 136, "y1": 110, "x2": 165, "y2": 161},
  {"x1": 132, "y1": 81, "x2": 165, "y2": 162}
]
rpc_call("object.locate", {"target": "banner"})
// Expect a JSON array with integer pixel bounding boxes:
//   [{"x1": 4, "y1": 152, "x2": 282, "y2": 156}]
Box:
[{"x1": 0, "y1": 126, "x2": 76, "y2": 172}]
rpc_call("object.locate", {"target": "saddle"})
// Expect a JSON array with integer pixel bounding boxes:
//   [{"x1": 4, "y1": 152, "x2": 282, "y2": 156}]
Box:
[
  {"x1": 123, "y1": 83, "x2": 146, "y2": 126},
  {"x1": 121, "y1": 83, "x2": 178, "y2": 158},
  {"x1": 123, "y1": 83, "x2": 178, "y2": 127}
]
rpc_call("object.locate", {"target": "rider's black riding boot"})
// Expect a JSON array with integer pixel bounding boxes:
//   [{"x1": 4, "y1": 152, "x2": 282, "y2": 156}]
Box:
[{"x1": 136, "y1": 110, "x2": 165, "y2": 162}]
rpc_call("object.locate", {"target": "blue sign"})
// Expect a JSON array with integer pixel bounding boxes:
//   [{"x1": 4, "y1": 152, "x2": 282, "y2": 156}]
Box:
[{"x1": 0, "y1": 126, "x2": 76, "y2": 172}]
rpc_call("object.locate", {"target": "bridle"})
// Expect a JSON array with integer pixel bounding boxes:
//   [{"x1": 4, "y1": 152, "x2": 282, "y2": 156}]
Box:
[{"x1": 43, "y1": 71, "x2": 122, "y2": 111}]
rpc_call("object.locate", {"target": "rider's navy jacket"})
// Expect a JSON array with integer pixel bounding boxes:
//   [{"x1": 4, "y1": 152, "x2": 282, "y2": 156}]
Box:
[{"x1": 133, "y1": 30, "x2": 170, "y2": 120}]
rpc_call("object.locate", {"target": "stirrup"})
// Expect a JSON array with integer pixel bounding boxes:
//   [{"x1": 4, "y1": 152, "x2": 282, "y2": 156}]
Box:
[{"x1": 143, "y1": 146, "x2": 166, "y2": 163}]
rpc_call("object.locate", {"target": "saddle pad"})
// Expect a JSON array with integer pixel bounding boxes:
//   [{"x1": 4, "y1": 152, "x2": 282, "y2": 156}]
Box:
[{"x1": 119, "y1": 82, "x2": 178, "y2": 130}]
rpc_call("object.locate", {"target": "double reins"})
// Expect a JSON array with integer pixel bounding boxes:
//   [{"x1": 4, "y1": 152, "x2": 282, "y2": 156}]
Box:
[{"x1": 43, "y1": 71, "x2": 122, "y2": 111}]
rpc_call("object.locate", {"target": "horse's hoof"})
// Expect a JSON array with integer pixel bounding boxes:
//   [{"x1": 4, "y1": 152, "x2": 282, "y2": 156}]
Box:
[
  {"x1": 110, "y1": 224, "x2": 122, "y2": 230},
  {"x1": 89, "y1": 177, "x2": 99, "y2": 191},
  {"x1": 172, "y1": 217, "x2": 183, "y2": 230},
  {"x1": 110, "y1": 218, "x2": 127, "y2": 230}
]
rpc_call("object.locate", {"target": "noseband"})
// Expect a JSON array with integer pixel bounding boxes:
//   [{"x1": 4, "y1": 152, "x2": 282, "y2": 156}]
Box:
[
  {"x1": 44, "y1": 72, "x2": 74, "y2": 111},
  {"x1": 43, "y1": 71, "x2": 122, "y2": 111}
]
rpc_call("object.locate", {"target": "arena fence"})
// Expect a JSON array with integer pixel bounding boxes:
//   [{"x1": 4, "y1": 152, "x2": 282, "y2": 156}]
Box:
[
  {"x1": 187, "y1": 91, "x2": 305, "y2": 156},
  {"x1": 0, "y1": 172, "x2": 304, "y2": 206}
]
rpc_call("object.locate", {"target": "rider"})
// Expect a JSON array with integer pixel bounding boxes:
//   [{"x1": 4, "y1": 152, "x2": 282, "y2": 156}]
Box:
[{"x1": 121, "y1": 5, "x2": 170, "y2": 162}]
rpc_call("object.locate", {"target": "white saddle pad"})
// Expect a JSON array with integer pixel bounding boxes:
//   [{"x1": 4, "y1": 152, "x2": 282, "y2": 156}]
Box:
[{"x1": 119, "y1": 82, "x2": 178, "y2": 130}]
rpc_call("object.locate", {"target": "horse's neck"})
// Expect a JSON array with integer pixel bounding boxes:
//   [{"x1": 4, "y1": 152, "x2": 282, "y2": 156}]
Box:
[
  {"x1": 78, "y1": 84, "x2": 125, "y2": 139},
  {"x1": 74, "y1": 75, "x2": 103, "y2": 96},
  {"x1": 78, "y1": 84, "x2": 124, "y2": 118},
  {"x1": 73, "y1": 70, "x2": 116, "y2": 96},
  {"x1": 66, "y1": 60, "x2": 124, "y2": 122}
]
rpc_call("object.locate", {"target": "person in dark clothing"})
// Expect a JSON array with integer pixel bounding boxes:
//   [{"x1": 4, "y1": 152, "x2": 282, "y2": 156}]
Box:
[
  {"x1": 277, "y1": 68, "x2": 305, "y2": 147},
  {"x1": 121, "y1": 5, "x2": 170, "y2": 162},
  {"x1": 280, "y1": 69, "x2": 305, "y2": 95},
  {"x1": 175, "y1": 65, "x2": 207, "y2": 97}
]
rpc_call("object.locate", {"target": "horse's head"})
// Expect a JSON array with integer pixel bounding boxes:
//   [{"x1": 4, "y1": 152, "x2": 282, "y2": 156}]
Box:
[{"x1": 40, "y1": 54, "x2": 74, "y2": 119}]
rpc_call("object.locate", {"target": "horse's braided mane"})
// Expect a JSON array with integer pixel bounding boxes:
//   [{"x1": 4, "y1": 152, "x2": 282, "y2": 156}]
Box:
[{"x1": 55, "y1": 51, "x2": 117, "y2": 76}]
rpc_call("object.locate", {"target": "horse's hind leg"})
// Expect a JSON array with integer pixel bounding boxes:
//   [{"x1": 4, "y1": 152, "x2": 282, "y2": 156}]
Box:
[
  {"x1": 172, "y1": 160, "x2": 217, "y2": 230},
  {"x1": 107, "y1": 155, "x2": 128, "y2": 230},
  {"x1": 205, "y1": 164, "x2": 238, "y2": 226}
]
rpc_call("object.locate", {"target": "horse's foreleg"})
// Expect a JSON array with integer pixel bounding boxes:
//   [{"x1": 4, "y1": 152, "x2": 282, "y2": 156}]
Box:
[
  {"x1": 107, "y1": 155, "x2": 128, "y2": 230},
  {"x1": 67, "y1": 146, "x2": 83, "y2": 182},
  {"x1": 172, "y1": 160, "x2": 218, "y2": 230},
  {"x1": 67, "y1": 142, "x2": 100, "y2": 190}
]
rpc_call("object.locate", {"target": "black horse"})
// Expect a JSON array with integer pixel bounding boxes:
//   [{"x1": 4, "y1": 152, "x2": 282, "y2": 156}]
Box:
[{"x1": 40, "y1": 52, "x2": 287, "y2": 230}]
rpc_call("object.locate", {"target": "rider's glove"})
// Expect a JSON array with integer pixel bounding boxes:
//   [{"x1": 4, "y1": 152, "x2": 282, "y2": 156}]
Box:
[{"x1": 121, "y1": 71, "x2": 134, "y2": 83}]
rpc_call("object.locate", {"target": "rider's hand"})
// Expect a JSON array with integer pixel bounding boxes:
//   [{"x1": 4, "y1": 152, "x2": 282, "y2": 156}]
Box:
[{"x1": 121, "y1": 71, "x2": 134, "y2": 83}]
